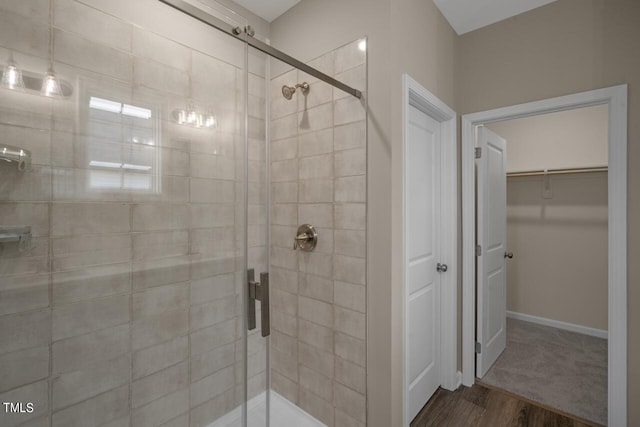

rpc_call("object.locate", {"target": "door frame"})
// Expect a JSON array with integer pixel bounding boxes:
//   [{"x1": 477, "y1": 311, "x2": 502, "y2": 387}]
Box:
[
  {"x1": 461, "y1": 85, "x2": 628, "y2": 427},
  {"x1": 402, "y1": 74, "x2": 458, "y2": 426}
]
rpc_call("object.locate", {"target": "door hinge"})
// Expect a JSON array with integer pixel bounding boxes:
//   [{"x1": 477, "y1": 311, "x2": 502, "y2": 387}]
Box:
[
  {"x1": 475, "y1": 342, "x2": 482, "y2": 354},
  {"x1": 475, "y1": 147, "x2": 482, "y2": 159},
  {"x1": 476, "y1": 245, "x2": 482, "y2": 256}
]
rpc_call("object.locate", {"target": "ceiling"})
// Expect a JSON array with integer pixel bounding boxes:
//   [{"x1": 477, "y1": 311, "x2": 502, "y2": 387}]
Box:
[
  {"x1": 230, "y1": 0, "x2": 300, "y2": 22},
  {"x1": 432, "y1": 0, "x2": 559, "y2": 35},
  {"x1": 230, "y1": 0, "x2": 558, "y2": 32}
]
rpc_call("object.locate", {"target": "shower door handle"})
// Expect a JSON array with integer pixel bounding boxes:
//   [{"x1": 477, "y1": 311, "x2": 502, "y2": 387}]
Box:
[{"x1": 247, "y1": 269, "x2": 270, "y2": 337}]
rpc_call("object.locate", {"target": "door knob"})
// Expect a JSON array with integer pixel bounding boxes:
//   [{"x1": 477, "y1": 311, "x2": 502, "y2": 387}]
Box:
[
  {"x1": 504, "y1": 252, "x2": 514, "y2": 259},
  {"x1": 437, "y1": 263, "x2": 448, "y2": 273}
]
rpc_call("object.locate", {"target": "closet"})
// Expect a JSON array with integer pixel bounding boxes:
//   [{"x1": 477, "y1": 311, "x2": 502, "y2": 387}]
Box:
[{"x1": 478, "y1": 104, "x2": 609, "y2": 426}]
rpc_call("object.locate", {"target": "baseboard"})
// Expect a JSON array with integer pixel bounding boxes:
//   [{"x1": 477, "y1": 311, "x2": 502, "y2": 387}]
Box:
[
  {"x1": 442, "y1": 371, "x2": 463, "y2": 391},
  {"x1": 506, "y1": 311, "x2": 608, "y2": 339}
]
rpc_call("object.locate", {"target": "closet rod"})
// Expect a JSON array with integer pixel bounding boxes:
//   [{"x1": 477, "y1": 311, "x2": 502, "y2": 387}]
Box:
[{"x1": 507, "y1": 166, "x2": 608, "y2": 178}]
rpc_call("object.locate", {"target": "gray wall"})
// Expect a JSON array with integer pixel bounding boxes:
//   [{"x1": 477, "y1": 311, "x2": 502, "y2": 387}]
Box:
[
  {"x1": 489, "y1": 105, "x2": 608, "y2": 173},
  {"x1": 506, "y1": 173, "x2": 608, "y2": 330},
  {"x1": 487, "y1": 107, "x2": 609, "y2": 331},
  {"x1": 457, "y1": 1, "x2": 640, "y2": 422}
]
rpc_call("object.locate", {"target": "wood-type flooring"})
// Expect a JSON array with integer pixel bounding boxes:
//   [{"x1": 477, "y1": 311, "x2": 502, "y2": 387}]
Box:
[{"x1": 410, "y1": 384, "x2": 600, "y2": 427}]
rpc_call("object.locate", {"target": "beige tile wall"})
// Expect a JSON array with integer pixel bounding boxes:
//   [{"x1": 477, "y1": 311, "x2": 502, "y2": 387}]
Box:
[
  {"x1": 269, "y1": 39, "x2": 367, "y2": 427},
  {"x1": 0, "y1": 1, "x2": 267, "y2": 426}
]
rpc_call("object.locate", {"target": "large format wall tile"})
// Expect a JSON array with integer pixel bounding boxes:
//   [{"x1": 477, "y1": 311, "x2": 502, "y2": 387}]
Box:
[
  {"x1": 132, "y1": 361, "x2": 189, "y2": 409},
  {"x1": 0, "y1": 380, "x2": 49, "y2": 427},
  {"x1": 51, "y1": 385, "x2": 129, "y2": 427},
  {"x1": 0, "y1": 1, "x2": 264, "y2": 426},
  {"x1": 0, "y1": 347, "x2": 49, "y2": 393},
  {"x1": 54, "y1": 0, "x2": 132, "y2": 50},
  {"x1": 52, "y1": 294, "x2": 130, "y2": 341},
  {"x1": 52, "y1": 353, "x2": 130, "y2": 409},
  {"x1": 0, "y1": 3, "x2": 365, "y2": 426},
  {"x1": 52, "y1": 323, "x2": 130, "y2": 374},
  {"x1": 0, "y1": 275, "x2": 49, "y2": 316},
  {"x1": 269, "y1": 38, "x2": 367, "y2": 426},
  {"x1": 0, "y1": 310, "x2": 50, "y2": 355},
  {"x1": 55, "y1": 29, "x2": 133, "y2": 82},
  {"x1": 0, "y1": 10, "x2": 49, "y2": 58}
]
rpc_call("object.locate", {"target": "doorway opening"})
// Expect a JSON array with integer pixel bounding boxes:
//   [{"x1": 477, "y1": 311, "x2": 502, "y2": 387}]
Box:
[
  {"x1": 461, "y1": 85, "x2": 628, "y2": 427},
  {"x1": 475, "y1": 105, "x2": 609, "y2": 425}
]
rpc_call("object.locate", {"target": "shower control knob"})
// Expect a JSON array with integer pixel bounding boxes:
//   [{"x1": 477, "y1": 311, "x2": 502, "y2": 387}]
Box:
[
  {"x1": 293, "y1": 224, "x2": 317, "y2": 252},
  {"x1": 293, "y1": 233, "x2": 311, "y2": 249}
]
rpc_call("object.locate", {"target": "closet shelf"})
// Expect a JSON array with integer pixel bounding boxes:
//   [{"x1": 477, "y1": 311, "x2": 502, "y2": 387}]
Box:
[{"x1": 507, "y1": 166, "x2": 608, "y2": 178}]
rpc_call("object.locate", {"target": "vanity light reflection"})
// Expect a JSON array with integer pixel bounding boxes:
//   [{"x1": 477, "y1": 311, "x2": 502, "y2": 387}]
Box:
[
  {"x1": 41, "y1": 68, "x2": 63, "y2": 97},
  {"x1": 172, "y1": 102, "x2": 216, "y2": 129},
  {"x1": 1, "y1": 59, "x2": 25, "y2": 90}
]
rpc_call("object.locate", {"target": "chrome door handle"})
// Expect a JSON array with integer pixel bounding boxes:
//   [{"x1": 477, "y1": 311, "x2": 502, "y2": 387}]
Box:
[
  {"x1": 504, "y1": 252, "x2": 514, "y2": 259},
  {"x1": 247, "y1": 269, "x2": 270, "y2": 337},
  {"x1": 436, "y1": 263, "x2": 448, "y2": 273}
]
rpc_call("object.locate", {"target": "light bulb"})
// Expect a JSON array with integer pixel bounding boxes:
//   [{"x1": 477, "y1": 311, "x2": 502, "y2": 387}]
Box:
[
  {"x1": 41, "y1": 69, "x2": 63, "y2": 97},
  {"x1": 2, "y1": 60, "x2": 25, "y2": 90}
]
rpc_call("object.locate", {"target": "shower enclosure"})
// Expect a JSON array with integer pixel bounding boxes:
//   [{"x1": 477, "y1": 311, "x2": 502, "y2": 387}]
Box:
[{"x1": 0, "y1": 0, "x2": 367, "y2": 426}]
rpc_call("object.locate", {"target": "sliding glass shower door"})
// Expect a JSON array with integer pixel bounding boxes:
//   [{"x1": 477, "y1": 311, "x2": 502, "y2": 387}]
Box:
[{"x1": 0, "y1": 0, "x2": 267, "y2": 426}]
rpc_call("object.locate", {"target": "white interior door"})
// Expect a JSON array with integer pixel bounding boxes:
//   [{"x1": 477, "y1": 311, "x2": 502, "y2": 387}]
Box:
[
  {"x1": 405, "y1": 104, "x2": 442, "y2": 421},
  {"x1": 476, "y1": 126, "x2": 507, "y2": 378}
]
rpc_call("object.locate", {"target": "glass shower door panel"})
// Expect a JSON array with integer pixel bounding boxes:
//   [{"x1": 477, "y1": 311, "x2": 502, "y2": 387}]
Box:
[
  {"x1": 0, "y1": 0, "x2": 253, "y2": 426},
  {"x1": 245, "y1": 45, "x2": 269, "y2": 427}
]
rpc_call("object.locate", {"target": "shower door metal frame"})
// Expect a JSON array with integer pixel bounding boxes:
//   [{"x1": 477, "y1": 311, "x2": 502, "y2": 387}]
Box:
[{"x1": 159, "y1": 0, "x2": 363, "y2": 99}]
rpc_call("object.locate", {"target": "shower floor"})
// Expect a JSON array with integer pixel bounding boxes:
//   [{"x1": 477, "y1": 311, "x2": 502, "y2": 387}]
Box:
[{"x1": 209, "y1": 390, "x2": 325, "y2": 427}]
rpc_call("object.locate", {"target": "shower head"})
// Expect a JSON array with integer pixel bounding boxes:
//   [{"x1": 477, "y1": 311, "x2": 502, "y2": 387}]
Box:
[
  {"x1": 282, "y1": 85, "x2": 295, "y2": 100},
  {"x1": 281, "y1": 82, "x2": 309, "y2": 100}
]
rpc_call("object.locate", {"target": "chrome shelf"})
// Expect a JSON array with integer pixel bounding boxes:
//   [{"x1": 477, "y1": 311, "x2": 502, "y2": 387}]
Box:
[{"x1": 1, "y1": 145, "x2": 32, "y2": 171}]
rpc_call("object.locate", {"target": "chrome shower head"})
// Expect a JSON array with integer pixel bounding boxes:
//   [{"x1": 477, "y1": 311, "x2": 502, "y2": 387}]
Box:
[
  {"x1": 282, "y1": 85, "x2": 295, "y2": 100},
  {"x1": 281, "y1": 82, "x2": 309, "y2": 100}
]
